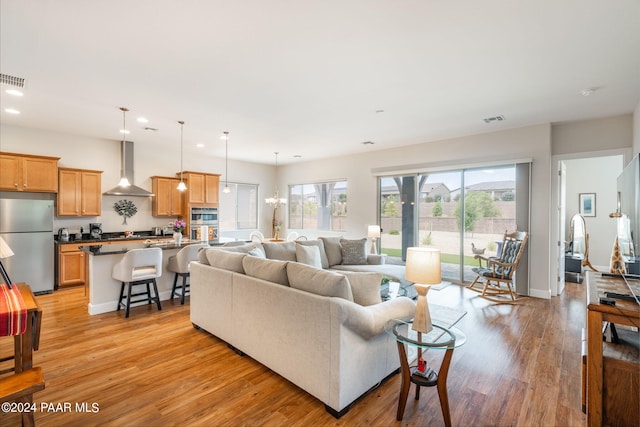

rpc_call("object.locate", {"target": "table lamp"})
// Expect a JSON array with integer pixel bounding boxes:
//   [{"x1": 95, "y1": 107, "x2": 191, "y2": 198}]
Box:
[
  {"x1": 0, "y1": 237, "x2": 15, "y2": 289},
  {"x1": 406, "y1": 247, "x2": 441, "y2": 334},
  {"x1": 368, "y1": 225, "x2": 381, "y2": 254}
]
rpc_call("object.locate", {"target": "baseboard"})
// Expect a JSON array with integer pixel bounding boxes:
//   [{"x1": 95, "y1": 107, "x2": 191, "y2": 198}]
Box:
[
  {"x1": 88, "y1": 290, "x2": 174, "y2": 315},
  {"x1": 529, "y1": 288, "x2": 551, "y2": 299}
]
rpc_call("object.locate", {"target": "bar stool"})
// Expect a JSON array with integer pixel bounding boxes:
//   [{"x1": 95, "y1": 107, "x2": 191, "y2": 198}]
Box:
[
  {"x1": 112, "y1": 248, "x2": 163, "y2": 318},
  {"x1": 167, "y1": 243, "x2": 209, "y2": 304}
]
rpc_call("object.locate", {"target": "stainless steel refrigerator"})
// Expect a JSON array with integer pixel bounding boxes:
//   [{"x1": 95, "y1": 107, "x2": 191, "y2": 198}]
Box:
[{"x1": 0, "y1": 198, "x2": 54, "y2": 294}]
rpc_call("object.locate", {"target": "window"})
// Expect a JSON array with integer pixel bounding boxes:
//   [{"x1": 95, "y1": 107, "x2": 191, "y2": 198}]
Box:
[
  {"x1": 289, "y1": 180, "x2": 347, "y2": 231},
  {"x1": 219, "y1": 182, "x2": 258, "y2": 231}
]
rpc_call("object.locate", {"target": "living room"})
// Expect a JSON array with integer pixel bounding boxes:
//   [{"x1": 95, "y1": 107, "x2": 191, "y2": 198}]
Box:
[{"x1": 1, "y1": 1, "x2": 639, "y2": 426}]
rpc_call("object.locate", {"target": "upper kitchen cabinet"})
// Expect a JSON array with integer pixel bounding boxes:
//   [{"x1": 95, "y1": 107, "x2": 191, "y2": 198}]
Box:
[
  {"x1": 57, "y1": 168, "x2": 103, "y2": 216},
  {"x1": 0, "y1": 152, "x2": 60, "y2": 192},
  {"x1": 182, "y1": 172, "x2": 220, "y2": 205},
  {"x1": 151, "y1": 176, "x2": 184, "y2": 216}
]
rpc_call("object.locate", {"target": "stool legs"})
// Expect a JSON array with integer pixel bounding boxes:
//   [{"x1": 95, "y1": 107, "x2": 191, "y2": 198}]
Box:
[
  {"x1": 171, "y1": 272, "x2": 190, "y2": 305},
  {"x1": 117, "y1": 279, "x2": 162, "y2": 318}
]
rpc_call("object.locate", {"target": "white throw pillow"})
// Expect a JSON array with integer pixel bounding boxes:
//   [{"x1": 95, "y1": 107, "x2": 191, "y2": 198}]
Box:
[
  {"x1": 295, "y1": 243, "x2": 322, "y2": 269},
  {"x1": 205, "y1": 250, "x2": 247, "y2": 274}
]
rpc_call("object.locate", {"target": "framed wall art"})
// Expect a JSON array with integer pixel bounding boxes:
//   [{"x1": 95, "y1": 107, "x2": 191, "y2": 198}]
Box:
[{"x1": 579, "y1": 193, "x2": 596, "y2": 217}]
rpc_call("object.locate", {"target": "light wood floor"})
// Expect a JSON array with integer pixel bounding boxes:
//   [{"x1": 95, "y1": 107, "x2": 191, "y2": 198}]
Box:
[{"x1": 1, "y1": 281, "x2": 587, "y2": 427}]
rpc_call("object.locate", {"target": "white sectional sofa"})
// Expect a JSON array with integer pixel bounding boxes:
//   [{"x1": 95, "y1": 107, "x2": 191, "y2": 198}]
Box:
[{"x1": 190, "y1": 238, "x2": 416, "y2": 417}]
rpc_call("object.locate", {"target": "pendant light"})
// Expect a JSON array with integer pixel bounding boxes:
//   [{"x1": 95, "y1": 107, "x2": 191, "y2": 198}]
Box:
[
  {"x1": 177, "y1": 120, "x2": 187, "y2": 191},
  {"x1": 118, "y1": 107, "x2": 131, "y2": 187},
  {"x1": 265, "y1": 152, "x2": 287, "y2": 206},
  {"x1": 222, "y1": 131, "x2": 231, "y2": 194}
]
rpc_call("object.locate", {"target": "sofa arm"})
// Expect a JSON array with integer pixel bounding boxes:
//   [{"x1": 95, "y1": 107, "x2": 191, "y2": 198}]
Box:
[
  {"x1": 366, "y1": 254, "x2": 386, "y2": 265},
  {"x1": 333, "y1": 297, "x2": 415, "y2": 340}
]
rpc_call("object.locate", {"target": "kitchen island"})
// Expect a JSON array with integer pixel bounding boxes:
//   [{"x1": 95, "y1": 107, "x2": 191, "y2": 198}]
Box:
[{"x1": 81, "y1": 239, "x2": 213, "y2": 315}]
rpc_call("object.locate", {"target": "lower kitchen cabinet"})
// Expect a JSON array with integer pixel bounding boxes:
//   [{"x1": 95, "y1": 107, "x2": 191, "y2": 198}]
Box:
[{"x1": 58, "y1": 244, "x2": 87, "y2": 287}]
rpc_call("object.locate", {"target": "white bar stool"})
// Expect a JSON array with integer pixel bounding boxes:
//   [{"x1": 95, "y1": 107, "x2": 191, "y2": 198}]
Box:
[
  {"x1": 112, "y1": 248, "x2": 163, "y2": 318},
  {"x1": 167, "y1": 243, "x2": 209, "y2": 304}
]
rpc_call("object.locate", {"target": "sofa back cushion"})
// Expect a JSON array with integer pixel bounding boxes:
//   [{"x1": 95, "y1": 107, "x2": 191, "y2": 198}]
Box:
[
  {"x1": 287, "y1": 262, "x2": 354, "y2": 301},
  {"x1": 339, "y1": 271, "x2": 383, "y2": 306},
  {"x1": 296, "y1": 239, "x2": 329, "y2": 269},
  {"x1": 262, "y1": 241, "x2": 297, "y2": 261},
  {"x1": 340, "y1": 238, "x2": 368, "y2": 265},
  {"x1": 242, "y1": 256, "x2": 290, "y2": 286},
  {"x1": 295, "y1": 243, "x2": 323, "y2": 269},
  {"x1": 319, "y1": 236, "x2": 343, "y2": 267},
  {"x1": 205, "y1": 250, "x2": 247, "y2": 274}
]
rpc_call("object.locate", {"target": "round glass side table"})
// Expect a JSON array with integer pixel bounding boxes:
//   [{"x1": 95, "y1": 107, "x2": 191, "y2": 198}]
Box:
[{"x1": 385, "y1": 318, "x2": 466, "y2": 427}]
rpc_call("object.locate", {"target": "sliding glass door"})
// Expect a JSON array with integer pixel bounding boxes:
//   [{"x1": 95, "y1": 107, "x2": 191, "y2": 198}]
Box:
[{"x1": 379, "y1": 164, "x2": 522, "y2": 284}]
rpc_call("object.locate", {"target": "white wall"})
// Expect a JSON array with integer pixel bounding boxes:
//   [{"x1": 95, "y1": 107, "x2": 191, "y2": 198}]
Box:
[
  {"x1": 280, "y1": 124, "x2": 553, "y2": 298},
  {"x1": 564, "y1": 156, "x2": 623, "y2": 268},
  {"x1": 0, "y1": 124, "x2": 275, "y2": 237},
  {"x1": 634, "y1": 100, "x2": 640, "y2": 157}
]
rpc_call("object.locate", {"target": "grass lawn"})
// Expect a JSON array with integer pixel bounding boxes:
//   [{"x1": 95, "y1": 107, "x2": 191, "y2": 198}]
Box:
[{"x1": 382, "y1": 248, "x2": 478, "y2": 266}]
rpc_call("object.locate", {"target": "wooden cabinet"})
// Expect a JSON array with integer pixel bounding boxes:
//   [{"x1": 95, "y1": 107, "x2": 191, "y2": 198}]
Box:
[
  {"x1": 57, "y1": 168, "x2": 103, "y2": 216},
  {"x1": 182, "y1": 172, "x2": 220, "y2": 205},
  {"x1": 151, "y1": 176, "x2": 184, "y2": 216},
  {"x1": 58, "y1": 244, "x2": 87, "y2": 287},
  {"x1": 0, "y1": 152, "x2": 59, "y2": 192}
]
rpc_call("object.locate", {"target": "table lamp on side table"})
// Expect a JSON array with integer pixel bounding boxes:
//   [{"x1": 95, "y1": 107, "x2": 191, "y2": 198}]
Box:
[
  {"x1": 0, "y1": 237, "x2": 15, "y2": 289},
  {"x1": 406, "y1": 247, "x2": 441, "y2": 334},
  {"x1": 368, "y1": 225, "x2": 381, "y2": 254}
]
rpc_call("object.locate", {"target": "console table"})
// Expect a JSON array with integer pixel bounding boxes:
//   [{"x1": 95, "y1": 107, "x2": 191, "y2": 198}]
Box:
[{"x1": 585, "y1": 272, "x2": 639, "y2": 427}]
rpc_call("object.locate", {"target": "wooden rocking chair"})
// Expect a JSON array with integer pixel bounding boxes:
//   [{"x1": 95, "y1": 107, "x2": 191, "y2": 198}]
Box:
[{"x1": 467, "y1": 230, "x2": 529, "y2": 303}]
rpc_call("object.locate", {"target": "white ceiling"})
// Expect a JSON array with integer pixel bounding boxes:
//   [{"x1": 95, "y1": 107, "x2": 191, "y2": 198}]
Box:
[{"x1": 1, "y1": 0, "x2": 639, "y2": 165}]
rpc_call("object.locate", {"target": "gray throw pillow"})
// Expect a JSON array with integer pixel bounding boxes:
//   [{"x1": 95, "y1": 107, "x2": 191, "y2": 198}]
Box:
[
  {"x1": 295, "y1": 243, "x2": 322, "y2": 269},
  {"x1": 319, "y1": 236, "x2": 343, "y2": 266},
  {"x1": 296, "y1": 239, "x2": 329, "y2": 269},
  {"x1": 287, "y1": 262, "x2": 354, "y2": 301},
  {"x1": 340, "y1": 238, "x2": 367, "y2": 265},
  {"x1": 340, "y1": 271, "x2": 383, "y2": 306},
  {"x1": 262, "y1": 241, "x2": 297, "y2": 261}
]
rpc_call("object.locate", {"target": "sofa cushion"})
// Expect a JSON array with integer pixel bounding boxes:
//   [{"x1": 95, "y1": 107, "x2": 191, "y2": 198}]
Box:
[
  {"x1": 247, "y1": 246, "x2": 266, "y2": 258},
  {"x1": 340, "y1": 271, "x2": 383, "y2": 306},
  {"x1": 296, "y1": 239, "x2": 329, "y2": 269},
  {"x1": 197, "y1": 247, "x2": 210, "y2": 264},
  {"x1": 262, "y1": 241, "x2": 297, "y2": 261},
  {"x1": 319, "y1": 236, "x2": 343, "y2": 267},
  {"x1": 242, "y1": 256, "x2": 289, "y2": 286},
  {"x1": 340, "y1": 238, "x2": 368, "y2": 265},
  {"x1": 287, "y1": 262, "x2": 354, "y2": 301},
  {"x1": 221, "y1": 242, "x2": 264, "y2": 254},
  {"x1": 205, "y1": 250, "x2": 247, "y2": 274},
  {"x1": 295, "y1": 243, "x2": 323, "y2": 269}
]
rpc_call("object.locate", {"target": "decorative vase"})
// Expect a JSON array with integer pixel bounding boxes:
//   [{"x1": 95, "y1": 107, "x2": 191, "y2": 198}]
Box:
[{"x1": 173, "y1": 232, "x2": 182, "y2": 245}]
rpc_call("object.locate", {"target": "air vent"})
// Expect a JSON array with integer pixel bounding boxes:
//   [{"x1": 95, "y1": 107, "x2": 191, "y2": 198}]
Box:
[
  {"x1": 143, "y1": 127, "x2": 158, "y2": 132},
  {"x1": 0, "y1": 73, "x2": 26, "y2": 88},
  {"x1": 483, "y1": 115, "x2": 505, "y2": 124},
  {"x1": 362, "y1": 141, "x2": 375, "y2": 145}
]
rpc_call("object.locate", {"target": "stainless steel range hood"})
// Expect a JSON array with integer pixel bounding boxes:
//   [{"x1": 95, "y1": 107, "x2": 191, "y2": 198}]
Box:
[{"x1": 103, "y1": 140, "x2": 155, "y2": 197}]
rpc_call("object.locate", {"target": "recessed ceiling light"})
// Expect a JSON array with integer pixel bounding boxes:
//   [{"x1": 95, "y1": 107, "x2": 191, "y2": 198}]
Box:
[
  {"x1": 196, "y1": 143, "x2": 205, "y2": 148},
  {"x1": 4, "y1": 108, "x2": 20, "y2": 114},
  {"x1": 137, "y1": 117, "x2": 149, "y2": 123},
  {"x1": 375, "y1": 109, "x2": 385, "y2": 113},
  {"x1": 362, "y1": 141, "x2": 375, "y2": 145},
  {"x1": 5, "y1": 89, "x2": 23, "y2": 97},
  {"x1": 119, "y1": 129, "x2": 130, "y2": 134},
  {"x1": 580, "y1": 87, "x2": 600, "y2": 96}
]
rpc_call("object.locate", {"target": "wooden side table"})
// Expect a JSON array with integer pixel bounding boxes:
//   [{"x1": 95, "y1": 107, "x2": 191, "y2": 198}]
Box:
[
  {"x1": 385, "y1": 317, "x2": 466, "y2": 427},
  {"x1": 1, "y1": 283, "x2": 42, "y2": 374}
]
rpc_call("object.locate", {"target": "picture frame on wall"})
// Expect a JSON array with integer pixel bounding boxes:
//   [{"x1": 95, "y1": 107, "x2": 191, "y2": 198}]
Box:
[{"x1": 579, "y1": 193, "x2": 596, "y2": 217}]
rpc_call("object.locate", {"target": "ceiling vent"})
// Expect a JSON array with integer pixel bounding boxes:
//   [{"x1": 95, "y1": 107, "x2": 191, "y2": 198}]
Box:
[
  {"x1": 0, "y1": 73, "x2": 26, "y2": 88},
  {"x1": 483, "y1": 115, "x2": 505, "y2": 124}
]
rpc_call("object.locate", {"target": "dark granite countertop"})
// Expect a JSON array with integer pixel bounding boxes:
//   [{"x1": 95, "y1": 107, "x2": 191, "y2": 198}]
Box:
[
  {"x1": 79, "y1": 239, "x2": 222, "y2": 256},
  {"x1": 55, "y1": 231, "x2": 175, "y2": 245}
]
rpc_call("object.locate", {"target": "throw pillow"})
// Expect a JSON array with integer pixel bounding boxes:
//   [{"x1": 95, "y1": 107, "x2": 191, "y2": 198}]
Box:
[
  {"x1": 242, "y1": 256, "x2": 289, "y2": 286},
  {"x1": 287, "y1": 262, "x2": 354, "y2": 301},
  {"x1": 340, "y1": 271, "x2": 383, "y2": 306},
  {"x1": 247, "y1": 246, "x2": 266, "y2": 258},
  {"x1": 205, "y1": 250, "x2": 247, "y2": 274},
  {"x1": 340, "y1": 238, "x2": 368, "y2": 265},
  {"x1": 295, "y1": 243, "x2": 322, "y2": 269},
  {"x1": 296, "y1": 239, "x2": 329, "y2": 269},
  {"x1": 319, "y1": 236, "x2": 343, "y2": 266},
  {"x1": 262, "y1": 241, "x2": 297, "y2": 261}
]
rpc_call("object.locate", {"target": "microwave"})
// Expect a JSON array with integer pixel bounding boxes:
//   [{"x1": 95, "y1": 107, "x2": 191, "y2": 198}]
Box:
[{"x1": 190, "y1": 206, "x2": 218, "y2": 223}]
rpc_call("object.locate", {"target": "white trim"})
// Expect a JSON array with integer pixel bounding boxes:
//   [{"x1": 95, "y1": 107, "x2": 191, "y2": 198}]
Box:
[
  {"x1": 529, "y1": 288, "x2": 551, "y2": 299},
  {"x1": 371, "y1": 157, "x2": 533, "y2": 177}
]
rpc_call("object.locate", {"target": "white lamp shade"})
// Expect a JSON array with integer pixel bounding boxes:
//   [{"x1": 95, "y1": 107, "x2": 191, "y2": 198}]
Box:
[
  {"x1": 0, "y1": 237, "x2": 14, "y2": 258},
  {"x1": 405, "y1": 247, "x2": 441, "y2": 285},
  {"x1": 368, "y1": 225, "x2": 381, "y2": 238}
]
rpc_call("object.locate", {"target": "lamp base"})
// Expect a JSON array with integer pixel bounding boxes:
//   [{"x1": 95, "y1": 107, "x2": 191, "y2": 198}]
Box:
[
  {"x1": 411, "y1": 284, "x2": 432, "y2": 333},
  {"x1": 370, "y1": 238, "x2": 378, "y2": 254}
]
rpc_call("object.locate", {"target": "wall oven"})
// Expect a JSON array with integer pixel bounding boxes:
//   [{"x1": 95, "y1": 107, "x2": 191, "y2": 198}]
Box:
[{"x1": 189, "y1": 206, "x2": 218, "y2": 241}]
